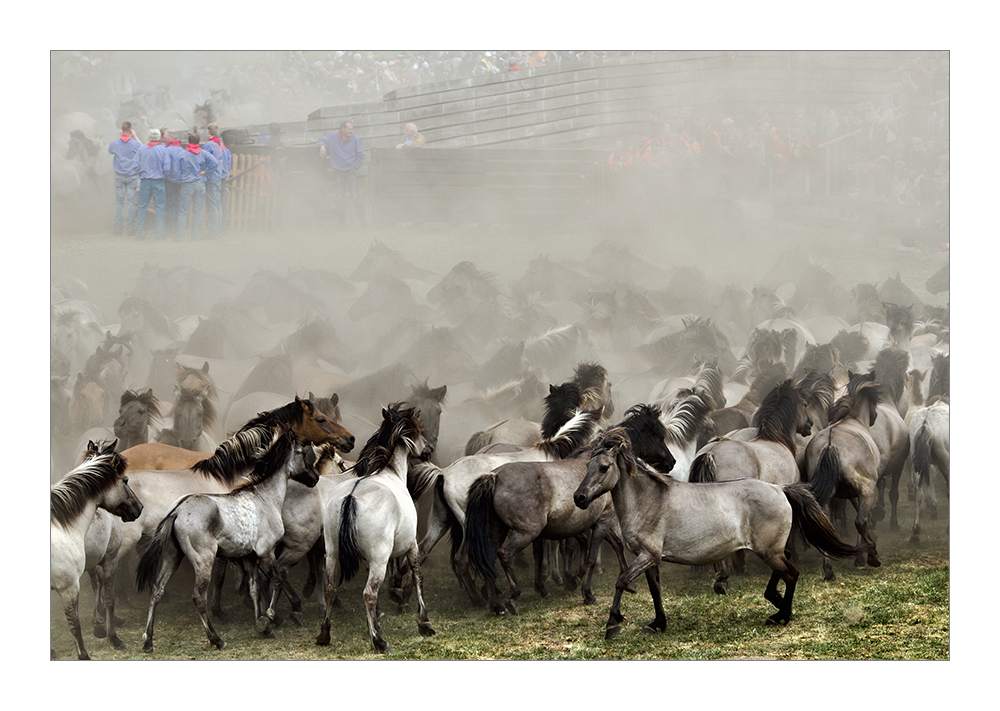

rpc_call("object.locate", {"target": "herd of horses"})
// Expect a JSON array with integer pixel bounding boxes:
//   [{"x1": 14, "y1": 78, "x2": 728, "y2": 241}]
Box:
[{"x1": 51, "y1": 240, "x2": 949, "y2": 657}]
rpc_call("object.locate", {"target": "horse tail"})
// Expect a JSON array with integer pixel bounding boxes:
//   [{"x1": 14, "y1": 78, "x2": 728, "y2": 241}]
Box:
[
  {"x1": 337, "y1": 494, "x2": 362, "y2": 586},
  {"x1": 464, "y1": 430, "x2": 493, "y2": 457},
  {"x1": 688, "y1": 451, "x2": 716, "y2": 483},
  {"x1": 913, "y1": 421, "x2": 933, "y2": 488},
  {"x1": 464, "y1": 473, "x2": 499, "y2": 587},
  {"x1": 783, "y1": 483, "x2": 862, "y2": 559},
  {"x1": 807, "y1": 444, "x2": 842, "y2": 508},
  {"x1": 136, "y1": 510, "x2": 180, "y2": 592}
]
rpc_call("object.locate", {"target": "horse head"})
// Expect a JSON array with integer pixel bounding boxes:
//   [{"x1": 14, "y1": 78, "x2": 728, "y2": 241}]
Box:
[
  {"x1": 114, "y1": 389, "x2": 161, "y2": 446},
  {"x1": 292, "y1": 396, "x2": 355, "y2": 453},
  {"x1": 405, "y1": 382, "x2": 447, "y2": 457},
  {"x1": 574, "y1": 428, "x2": 633, "y2": 510}
]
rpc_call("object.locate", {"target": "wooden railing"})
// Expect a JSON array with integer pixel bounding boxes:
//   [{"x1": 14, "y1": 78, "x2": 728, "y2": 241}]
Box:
[{"x1": 223, "y1": 153, "x2": 277, "y2": 231}]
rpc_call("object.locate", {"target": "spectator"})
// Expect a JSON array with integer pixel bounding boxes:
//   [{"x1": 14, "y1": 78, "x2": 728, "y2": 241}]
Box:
[
  {"x1": 160, "y1": 129, "x2": 186, "y2": 235},
  {"x1": 175, "y1": 133, "x2": 219, "y2": 241},
  {"x1": 134, "y1": 128, "x2": 170, "y2": 240},
  {"x1": 317, "y1": 120, "x2": 367, "y2": 229},
  {"x1": 201, "y1": 123, "x2": 232, "y2": 238},
  {"x1": 529, "y1": 51, "x2": 548, "y2": 68},
  {"x1": 107, "y1": 120, "x2": 141, "y2": 235},
  {"x1": 396, "y1": 123, "x2": 426, "y2": 149}
]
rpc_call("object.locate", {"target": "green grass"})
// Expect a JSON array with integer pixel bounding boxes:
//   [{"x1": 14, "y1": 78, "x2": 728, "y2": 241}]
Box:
[{"x1": 51, "y1": 491, "x2": 949, "y2": 661}]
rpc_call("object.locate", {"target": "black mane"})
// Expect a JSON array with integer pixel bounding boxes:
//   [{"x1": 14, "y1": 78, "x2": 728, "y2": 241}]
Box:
[{"x1": 51, "y1": 448, "x2": 128, "y2": 528}]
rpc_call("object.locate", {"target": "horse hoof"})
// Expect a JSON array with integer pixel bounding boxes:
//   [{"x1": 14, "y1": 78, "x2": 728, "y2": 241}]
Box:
[
  {"x1": 109, "y1": 636, "x2": 125, "y2": 650},
  {"x1": 373, "y1": 639, "x2": 390, "y2": 654},
  {"x1": 765, "y1": 615, "x2": 788, "y2": 626},
  {"x1": 93, "y1": 625, "x2": 107, "y2": 639},
  {"x1": 640, "y1": 623, "x2": 663, "y2": 635},
  {"x1": 504, "y1": 601, "x2": 518, "y2": 616},
  {"x1": 214, "y1": 640, "x2": 227, "y2": 650},
  {"x1": 584, "y1": 594, "x2": 597, "y2": 606},
  {"x1": 867, "y1": 553, "x2": 882, "y2": 568},
  {"x1": 419, "y1": 624, "x2": 436, "y2": 637},
  {"x1": 316, "y1": 633, "x2": 330, "y2": 646},
  {"x1": 537, "y1": 587, "x2": 549, "y2": 599},
  {"x1": 256, "y1": 616, "x2": 271, "y2": 634},
  {"x1": 823, "y1": 572, "x2": 836, "y2": 582},
  {"x1": 605, "y1": 625, "x2": 621, "y2": 641},
  {"x1": 713, "y1": 582, "x2": 728, "y2": 595},
  {"x1": 143, "y1": 642, "x2": 154, "y2": 653},
  {"x1": 909, "y1": 534, "x2": 920, "y2": 546},
  {"x1": 289, "y1": 611, "x2": 303, "y2": 626}
]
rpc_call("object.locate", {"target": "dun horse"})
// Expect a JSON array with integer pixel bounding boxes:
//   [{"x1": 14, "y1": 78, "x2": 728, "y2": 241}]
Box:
[{"x1": 573, "y1": 428, "x2": 860, "y2": 639}]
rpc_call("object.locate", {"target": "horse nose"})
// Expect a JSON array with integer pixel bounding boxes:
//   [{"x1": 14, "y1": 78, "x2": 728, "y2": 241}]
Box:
[{"x1": 573, "y1": 492, "x2": 587, "y2": 509}]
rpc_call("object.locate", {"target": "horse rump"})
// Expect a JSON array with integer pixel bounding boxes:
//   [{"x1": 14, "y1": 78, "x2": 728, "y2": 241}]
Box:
[
  {"x1": 337, "y1": 495, "x2": 362, "y2": 585},
  {"x1": 463, "y1": 474, "x2": 500, "y2": 586},
  {"x1": 782, "y1": 483, "x2": 862, "y2": 560}
]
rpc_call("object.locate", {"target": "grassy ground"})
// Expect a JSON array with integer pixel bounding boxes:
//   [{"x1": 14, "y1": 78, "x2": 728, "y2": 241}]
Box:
[{"x1": 49, "y1": 484, "x2": 949, "y2": 661}]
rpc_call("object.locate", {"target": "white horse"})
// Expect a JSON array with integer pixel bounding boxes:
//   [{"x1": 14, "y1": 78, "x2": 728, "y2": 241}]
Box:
[
  {"x1": 909, "y1": 397, "x2": 949, "y2": 543},
  {"x1": 135, "y1": 431, "x2": 319, "y2": 652},
  {"x1": 51, "y1": 441, "x2": 143, "y2": 659},
  {"x1": 316, "y1": 404, "x2": 436, "y2": 653}
]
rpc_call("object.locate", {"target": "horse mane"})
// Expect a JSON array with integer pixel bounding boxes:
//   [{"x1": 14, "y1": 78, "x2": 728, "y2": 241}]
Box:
[
  {"x1": 662, "y1": 391, "x2": 713, "y2": 447},
  {"x1": 928, "y1": 353, "x2": 949, "y2": 402},
  {"x1": 748, "y1": 361, "x2": 790, "y2": 401},
  {"x1": 617, "y1": 403, "x2": 676, "y2": 475},
  {"x1": 691, "y1": 359, "x2": 725, "y2": 410},
  {"x1": 750, "y1": 380, "x2": 801, "y2": 454},
  {"x1": 873, "y1": 347, "x2": 910, "y2": 403},
  {"x1": 830, "y1": 330, "x2": 870, "y2": 369},
  {"x1": 794, "y1": 343, "x2": 839, "y2": 380},
  {"x1": 406, "y1": 458, "x2": 440, "y2": 502},
  {"x1": 230, "y1": 431, "x2": 298, "y2": 492},
  {"x1": 794, "y1": 370, "x2": 836, "y2": 414},
  {"x1": 51, "y1": 448, "x2": 128, "y2": 528},
  {"x1": 830, "y1": 380, "x2": 883, "y2": 424},
  {"x1": 591, "y1": 427, "x2": 674, "y2": 487},
  {"x1": 536, "y1": 408, "x2": 602, "y2": 459},
  {"x1": 191, "y1": 424, "x2": 281, "y2": 484},
  {"x1": 353, "y1": 403, "x2": 423, "y2": 478},
  {"x1": 120, "y1": 389, "x2": 162, "y2": 421},
  {"x1": 540, "y1": 381, "x2": 582, "y2": 439}
]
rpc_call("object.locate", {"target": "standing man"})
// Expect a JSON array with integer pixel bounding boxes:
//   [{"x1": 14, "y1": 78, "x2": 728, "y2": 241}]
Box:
[
  {"x1": 134, "y1": 128, "x2": 170, "y2": 240},
  {"x1": 175, "y1": 133, "x2": 219, "y2": 241},
  {"x1": 107, "y1": 121, "x2": 141, "y2": 235},
  {"x1": 395, "y1": 122, "x2": 425, "y2": 149},
  {"x1": 317, "y1": 120, "x2": 366, "y2": 229},
  {"x1": 160, "y1": 129, "x2": 186, "y2": 235},
  {"x1": 202, "y1": 123, "x2": 232, "y2": 238}
]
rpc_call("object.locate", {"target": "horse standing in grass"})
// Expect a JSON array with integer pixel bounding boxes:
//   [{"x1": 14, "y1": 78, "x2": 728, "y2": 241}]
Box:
[
  {"x1": 316, "y1": 404, "x2": 436, "y2": 653},
  {"x1": 573, "y1": 428, "x2": 860, "y2": 640},
  {"x1": 136, "y1": 431, "x2": 320, "y2": 652},
  {"x1": 51, "y1": 441, "x2": 143, "y2": 659}
]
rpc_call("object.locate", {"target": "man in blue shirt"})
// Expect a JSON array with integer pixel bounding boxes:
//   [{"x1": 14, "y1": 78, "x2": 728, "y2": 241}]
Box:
[
  {"x1": 317, "y1": 120, "x2": 367, "y2": 229},
  {"x1": 107, "y1": 121, "x2": 141, "y2": 235},
  {"x1": 134, "y1": 129, "x2": 171, "y2": 240},
  {"x1": 160, "y1": 130, "x2": 186, "y2": 235},
  {"x1": 202, "y1": 123, "x2": 232, "y2": 238},
  {"x1": 175, "y1": 133, "x2": 219, "y2": 240}
]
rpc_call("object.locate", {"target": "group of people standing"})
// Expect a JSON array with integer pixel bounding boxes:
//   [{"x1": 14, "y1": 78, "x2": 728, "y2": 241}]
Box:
[{"x1": 108, "y1": 121, "x2": 233, "y2": 240}]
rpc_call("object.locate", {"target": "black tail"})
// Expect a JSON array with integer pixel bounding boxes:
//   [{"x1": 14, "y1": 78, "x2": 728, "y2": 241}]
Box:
[
  {"x1": 688, "y1": 451, "x2": 716, "y2": 483},
  {"x1": 463, "y1": 474, "x2": 499, "y2": 586},
  {"x1": 913, "y1": 422, "x2": 932, "y2": 488},
  {"x1": 337, "y1": 495, "x2": 361, "y2": 585},
  {"x1": 808, "y1": 444, "x2": 842, "y2": 508},
  {"x1": 783, "y1": 484, "x2": 862, "y2": 559},
  {"x1": 136, "y1": 511, "x2": 179, "y2": 592}
]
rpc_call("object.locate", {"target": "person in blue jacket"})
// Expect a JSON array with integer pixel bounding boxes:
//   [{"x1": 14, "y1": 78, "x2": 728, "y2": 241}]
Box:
[
  {"x1": 160, "y1": 130, "x2": 186, "y2": 234},
  {"x1": 175, "y1": 133, "x2": 219, "y2": 241},
  {"x1": 317, "y1": 120, "x2": 367, "y2": 229},
  {"x1": 107, "y1": 121, "x2": 141, "y2": 235},
  {"x1": 201, "y1": 123, "x2": 232, "y2": 238},
  {"x1": 134, "y1": 129, "x2": 171, "y2": 240}
]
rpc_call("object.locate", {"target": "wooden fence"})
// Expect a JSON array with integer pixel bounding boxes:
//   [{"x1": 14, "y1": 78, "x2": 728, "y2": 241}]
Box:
[{"x1": 223, "y1": 153, "x2": 277, "y2": 231}]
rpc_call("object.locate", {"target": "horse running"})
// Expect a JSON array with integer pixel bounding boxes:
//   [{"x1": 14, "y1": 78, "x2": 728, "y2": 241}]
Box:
[
  {"x1": 908, "y1": 396, "x2": 949, "y2": 543},
  {"x1": 316, "y1": 404, "x2": 436, "y2": 653},
  {"x1": 805, "y1": 379, "x2": 884, "y2": 579},
  {"x1": 51, "y1": 441, "x2": 143, "y2": 659},
  {"x1": 573, "y1": 428, "x2": 860, "y2": 639},
  {"x1": 136, "y1": 431, "x2": 319, "y2": 651}
]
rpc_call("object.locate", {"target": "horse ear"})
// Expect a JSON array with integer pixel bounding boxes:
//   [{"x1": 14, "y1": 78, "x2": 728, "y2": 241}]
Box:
[
  {"x1": 201, "y1": 362, "x2": 210, "y2": 374},
  {"x1": 432, "y1": 385, "x2": 447, "y2": 400},
  {"x1": 308, "y1": 391, "x2": 315, "y2": 400},
  {"x1": 867, "y1": 371, "x2": 876, "y2": 382},
  {"x1": 549, "y1": 384, "x2": 556, "y2": 394},
  {"x1": 329, "y1": 392, "x2": 339, "y2": 406},
  {"x1": 382, "y1": 407, "x2": 389, "y2": 419}
]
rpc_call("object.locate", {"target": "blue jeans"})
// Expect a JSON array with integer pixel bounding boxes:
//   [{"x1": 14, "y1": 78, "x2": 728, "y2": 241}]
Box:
[
  {"x1": 135, "y1": 179, "x2": 166, "y2": 239},
  {"x1": 205, "y1": 179, "x2": 224, "y2": 237},
  {"x1": 177, "y1": 181, "x2": 206, "y2": 239},
  {"x1": 114, "y1": 173, "x2": 138, "y2": 234},
  {"x1": 164, "y1": 180, "x2": 180, "y2": 235},
  {"x1": 332, "y1": 168, "x2": 366, "y2": 227}
]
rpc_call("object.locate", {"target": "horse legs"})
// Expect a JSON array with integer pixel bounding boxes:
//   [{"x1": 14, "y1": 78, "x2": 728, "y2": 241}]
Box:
[
  {"x1": 302, "y1": 537, "x2": 324, "y2": 601},
  {"x1": 532, "y1": 538, "x2": 549, "y2": 600},
  {"x1": 640, "y1": 565, "x2": 667, "y2": 635},
  {"x1": 762, "y1": 552, "x2": 799, "y2": 626},
  {"x1": 99, "y1": 550, "x2": 125, "y2": 650},
  {"x1": 141, "y1": 543, "x2": 183, "y2": 653},
  {"x1": 853, "y1": 488, "x2": 881, "y2": 568},
  {"x1": 191, "y1": 557, "x2": 227, "y2": 650},
  {"x1": 405, "y1": 545, "x2": 436, "y2": 639},
  {"x1": 712, "y1": 558, "x2": 731, "y2": 594},
  {"x1": 209, "y1": 557, "x2": 229, "y2": 620},
  {"x1": 316, "y1": 553, "x2": 338, "y2": 646},
  {"x1": 606, "y1": 549, "x2": 659, "y2": 641},
  {"x1": 496, "y1": 531, "x2": 537, "y2": 615},
  {"x1": 88, "y1": 567, "x2": 107, "y2": 639},
  {"x1": 58, "y1": 583, "x2": 90, "y2": 660},
  {"x1": 363, "y1": 562, "x2": 391, "y2": 653}
]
